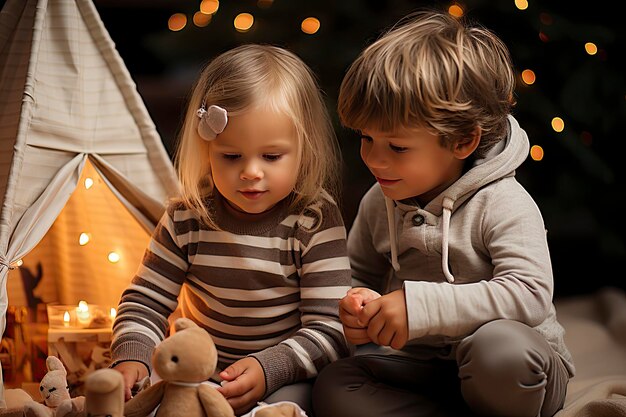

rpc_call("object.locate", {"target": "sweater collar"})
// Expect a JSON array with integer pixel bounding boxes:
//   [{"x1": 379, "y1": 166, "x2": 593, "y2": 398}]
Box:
[{"x1": 212, "y1": 191, "x2": 290, "y2": 235}]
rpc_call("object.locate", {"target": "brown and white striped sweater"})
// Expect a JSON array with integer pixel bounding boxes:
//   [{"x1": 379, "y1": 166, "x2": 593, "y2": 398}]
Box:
[{"x1": 111, "y1": 191, "x2": 352, "y2": 395}]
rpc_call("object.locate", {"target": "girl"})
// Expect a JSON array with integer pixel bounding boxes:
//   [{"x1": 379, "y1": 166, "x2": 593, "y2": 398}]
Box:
[{"x1": 110, "y1": 44, "x2": 352, "y2": 416}]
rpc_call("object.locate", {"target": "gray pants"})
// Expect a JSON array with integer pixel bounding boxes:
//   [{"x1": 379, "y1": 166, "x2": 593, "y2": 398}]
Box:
[
  {"x1": 263, "y1": 380, "x2": 314, "y2": 416},
  {"x1": 312, "y1": 320, "x2": 570, "y2": 417}
]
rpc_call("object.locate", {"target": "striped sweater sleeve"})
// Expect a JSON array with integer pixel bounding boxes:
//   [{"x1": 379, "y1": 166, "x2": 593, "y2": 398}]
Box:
[
  {"x1": 250, "y1": 198, "x2": 353, "y2": 395},
  {"x1": 110, "y1": 205, "x2": 188, "y2": 371}
]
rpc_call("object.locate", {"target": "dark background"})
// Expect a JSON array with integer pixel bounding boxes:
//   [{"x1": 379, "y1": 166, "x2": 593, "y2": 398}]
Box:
[{"x1": 4, "y1": 0, "x2": 625, "y2": 297}]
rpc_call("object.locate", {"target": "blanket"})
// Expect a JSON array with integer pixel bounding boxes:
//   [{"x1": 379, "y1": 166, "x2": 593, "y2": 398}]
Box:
[{"x1": 555, "y1": 287, "x2": 626, "y2": 417}]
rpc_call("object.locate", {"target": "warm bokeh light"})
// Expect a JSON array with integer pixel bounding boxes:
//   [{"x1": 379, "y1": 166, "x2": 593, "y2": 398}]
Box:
[
  {"x1": 13, "y1": 259, "x2": 23, "y2": 268},
  {"x1": 234, "y1": 13, "x2": 254, "y2": 32},
  {"x1": 514, "y1": 0, "x2": 528, "y2": 10},
  {"x1": 521, "y1": 69, "x2": 536, "y2": 85},
  {"x1": 448, "y1": 4, "x2": 464, "y2": 17},
  {"x1": 63, "y1": 311, "x2": 70, "y2": 324},
  {"x1": 257, "y1": 0, "x2": 273, "y2": 8},
  {"x1": 584, "y1": 42, "x2": 598, "y2": 55},
  {"x1": 551, "y1": 117, "x2": 565, "y2": 132},
  {"x1": 79, "y1": 232, "x2": 90, "y2": 246},
  {"x1": 301, "y1": 17, "x2": 320, "y2": 34},
  {"x1": 84, "y1": 177, "x2": 94, "y2": 189},
  {"x1": 530, "y1": 145, "x2": 544, "y2": 161},
  {"x1": 200, "y1": 0, "x2": 219, "y2": 15},
  {"x1": 110, "y1": 308, "x2": 117, "y2": 319},
  {"x1": 168, "y1": 13, "x2": 187, "y2": 32},
  {"x1": 193, "y1": 11, "x2": 212, "y2": 27},
  {"x1": 108, "y1": 251, "x2": 121, "y2": 263}
]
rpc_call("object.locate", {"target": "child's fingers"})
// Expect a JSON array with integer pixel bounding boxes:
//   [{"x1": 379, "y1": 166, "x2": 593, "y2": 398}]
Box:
[
  {"x1": 219, "y1": 363, "x2": 243, "y2": 382},
  {"x1": 217, "y1": 378, "x2": 247, "y2": 398},
  {"x1": 339, "y1": 307, "x2": 363, "y2": 328},
  {"x1": 343, "y1": 325, "x2": 371, "y2": 345}
]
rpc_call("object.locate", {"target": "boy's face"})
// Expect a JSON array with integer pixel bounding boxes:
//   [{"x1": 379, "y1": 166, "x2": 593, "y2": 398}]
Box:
[
  {"x1": 209, "y1": 107, "x2": 299, "y2": 214},
  {"x1": 360, "y1": 125, "x2": 466, "y2": 205}
]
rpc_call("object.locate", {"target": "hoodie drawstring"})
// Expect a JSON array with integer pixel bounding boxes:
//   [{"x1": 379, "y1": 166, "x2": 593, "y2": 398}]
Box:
[
  {"x1": 441, "y1": 197, "x2": 455, "y2": 283},
  {"x1": 384, "y1": 197, "x2": 400, "y2": 271}
]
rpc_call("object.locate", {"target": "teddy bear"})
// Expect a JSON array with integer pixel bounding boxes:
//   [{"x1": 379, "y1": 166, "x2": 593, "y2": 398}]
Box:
[
  {"x1": 123, "y1": 317, "x2": 235, "y2": 417},
  {"x1": 23, "y1": 356, "x2": 84, "y2": 417},
  {"x1": 83, "y1": 368, "x2": 125, "y2": 417}
]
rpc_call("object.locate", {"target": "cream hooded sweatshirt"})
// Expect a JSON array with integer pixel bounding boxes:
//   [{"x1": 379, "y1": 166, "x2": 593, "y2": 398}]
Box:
[{"x1": 348, "y1": 116, "x2": 575, "y2": 376}]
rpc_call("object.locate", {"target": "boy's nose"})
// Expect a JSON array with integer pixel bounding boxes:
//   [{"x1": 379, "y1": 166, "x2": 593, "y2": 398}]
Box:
[{"x1": 363, "y1": 148, "x2": 388, "y2": 169}]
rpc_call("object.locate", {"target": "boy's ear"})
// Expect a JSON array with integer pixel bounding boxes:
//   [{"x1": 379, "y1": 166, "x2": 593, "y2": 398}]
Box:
[{"x1": 453, "y1": 127, "x2": 481, "y2": 160}]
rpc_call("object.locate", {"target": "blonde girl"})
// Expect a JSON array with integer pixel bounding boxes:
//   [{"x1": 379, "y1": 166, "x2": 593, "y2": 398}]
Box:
[{"x1": 111, "y1": 44, "x2": 352, "y2": 416}]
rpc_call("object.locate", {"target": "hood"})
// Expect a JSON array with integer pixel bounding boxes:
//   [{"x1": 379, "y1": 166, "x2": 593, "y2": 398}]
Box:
[{"x1": 385, "y1": 115, "x2": 530, "y2": 281}]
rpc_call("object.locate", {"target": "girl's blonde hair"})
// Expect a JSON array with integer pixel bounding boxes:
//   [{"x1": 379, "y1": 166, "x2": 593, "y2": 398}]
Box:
[
  {"x1": 338, "y1": 10, "x2": 516, "y2": 158},
  {"x1": 174, "y1": 44, "x2": 340, "y2": 228}
]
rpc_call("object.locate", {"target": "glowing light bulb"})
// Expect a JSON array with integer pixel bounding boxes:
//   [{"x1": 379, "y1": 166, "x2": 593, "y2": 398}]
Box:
[
  {"x1": 108, "y1": 252, "x2": 121, "y2": 263},
  {"x1": 110, "y1": 308, "x2": 117, "y2": 320},
  {"x1": 79, "y1": 233, "x2": 90, "y2": 246},
  {"x1": 84, "y1": 178, "x2": 94, "y2": 189},
  {"x1": 63, "y1": 311, "x2": 71, "y2": 327}
]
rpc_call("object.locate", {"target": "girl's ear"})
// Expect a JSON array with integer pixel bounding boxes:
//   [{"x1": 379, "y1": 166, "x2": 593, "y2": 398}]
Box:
[{"x1": 453, "y1": 127, "x2": 481, "y2": 160}]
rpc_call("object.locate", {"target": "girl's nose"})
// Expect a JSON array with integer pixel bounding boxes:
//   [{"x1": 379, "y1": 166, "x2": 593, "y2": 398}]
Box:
[{"x1": 240, "y1": 161, "x2": 263, "y2": 180}]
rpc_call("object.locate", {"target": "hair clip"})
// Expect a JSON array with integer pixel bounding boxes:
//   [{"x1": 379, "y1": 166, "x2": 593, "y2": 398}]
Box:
[{"x1": 196, "y1": 103, "x2": 228, "y2": 141}]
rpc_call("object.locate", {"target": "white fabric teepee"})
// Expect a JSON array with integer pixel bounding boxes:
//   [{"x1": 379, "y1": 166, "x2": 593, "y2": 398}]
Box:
[{"x1": 0, "y1": 0, "x2": 179, "y2": 405}]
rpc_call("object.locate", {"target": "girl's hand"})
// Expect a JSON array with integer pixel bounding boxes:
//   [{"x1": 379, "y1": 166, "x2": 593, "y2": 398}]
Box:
[
  {"x1": 358, "y1": 289, "x2": 409, "y2": 350},
  {"x1": 112, "y1": 361, "x2": 149, "y2": 401},
  {"x1": 217, "y1": 357, "x2": 266, "y2": 415},
  {"x1": 339, "y1": 288, "x2": 381, "y2": 345}
]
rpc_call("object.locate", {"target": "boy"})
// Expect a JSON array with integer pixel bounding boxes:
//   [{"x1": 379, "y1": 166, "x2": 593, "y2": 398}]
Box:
[{"x1": 313, "y1": 10, "x2": 574, "y2": 417}]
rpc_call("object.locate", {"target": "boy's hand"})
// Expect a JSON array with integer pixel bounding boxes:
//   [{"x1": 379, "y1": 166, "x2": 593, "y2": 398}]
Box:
[
  {"x1": 358, "y1": 289, "x2": 409, "y2": 350},
  {"x1": 217, "y1": 356, "x2": 266, "y2": 415},
  {"x1": 339, "y1": 288, "x2": 381, "y2": 345},
  {"x1": 112, "y1": 361, "x2": 149, "y2": 401}
]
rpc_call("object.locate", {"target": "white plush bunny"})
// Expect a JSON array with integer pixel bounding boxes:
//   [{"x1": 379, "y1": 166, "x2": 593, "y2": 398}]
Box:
[{"x1": 24, "y1": 356, "x2": 84, "y2": 417}]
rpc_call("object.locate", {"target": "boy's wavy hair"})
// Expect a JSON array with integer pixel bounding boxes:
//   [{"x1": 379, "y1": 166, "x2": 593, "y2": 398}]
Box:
[
  {"x1": 174, "y1": 44, "x2": 341, "y2": 229},
  {"x1": 338, "y1": 9, "x2": 516, "y2": 157}
]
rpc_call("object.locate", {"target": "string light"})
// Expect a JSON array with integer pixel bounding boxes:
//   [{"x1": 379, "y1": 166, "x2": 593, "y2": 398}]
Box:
[
  {"x1": 514, "y1": 0, "x2": 528, "y2": 11},
  {"x1": 584, "y1": 42, "x2": 598, "y2": 55},
  {"x1": 193, "y1": 11, "x2": 212, "y2": 27},
  {"x1": 530, "y1": 145, "x2": 544, "y2": 161},
  {"x1": 234, "y1": 13, "x2": 254, "y2": 32},
  {"x1": 521, "y1": 69, "x2": 536, "y2": 85},
  {"x1": 448, "y1": 4, "x2": 463, "y2": 17},
  {"x1": 84, "y1": 178, "x2": 94, "y2": 189},
  {"x1": 301, "y1": 17, "x2": 320, "y2": 35},
  {"x1": 108, "y1": 252, "x2": 121, "y2": 263},
  {"x1": 79, "y1": 232, "x2": 90, "y2": 246},
  {"x1": 200, "y1": 0, "x2": 219, "y2": 15},
  {"x1": 168, "y1": 13, "x2": 187, "y2": 32},
  {"x1": 551, "y1": 117, "x2": 565, "y2": 133}
]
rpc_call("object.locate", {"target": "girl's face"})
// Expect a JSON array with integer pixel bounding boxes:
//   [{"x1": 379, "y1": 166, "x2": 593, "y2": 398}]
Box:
[
  {"x1": 360, "y1": 125, "x2": 465, "y2": 206},
  {"x1": 209, "y1": 107, "x2": 300, "y2": 214}
]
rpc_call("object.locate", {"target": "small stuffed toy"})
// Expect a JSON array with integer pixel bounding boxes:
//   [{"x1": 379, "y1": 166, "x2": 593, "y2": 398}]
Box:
[
  {"x1": 24, "y1": 356, "x2": 84, "y2": 417},
  {"x1": 124, "y1": 317, "x2": 235, "y2": 417},
  {"x1": 83, "y1": 368, "x2": 124, "y2": 417}
]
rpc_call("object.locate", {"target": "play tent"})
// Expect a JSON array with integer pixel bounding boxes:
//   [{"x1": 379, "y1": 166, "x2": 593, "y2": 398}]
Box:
[{"x1": 0, "y1": 0, "x2": 179, "y2": 405}]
